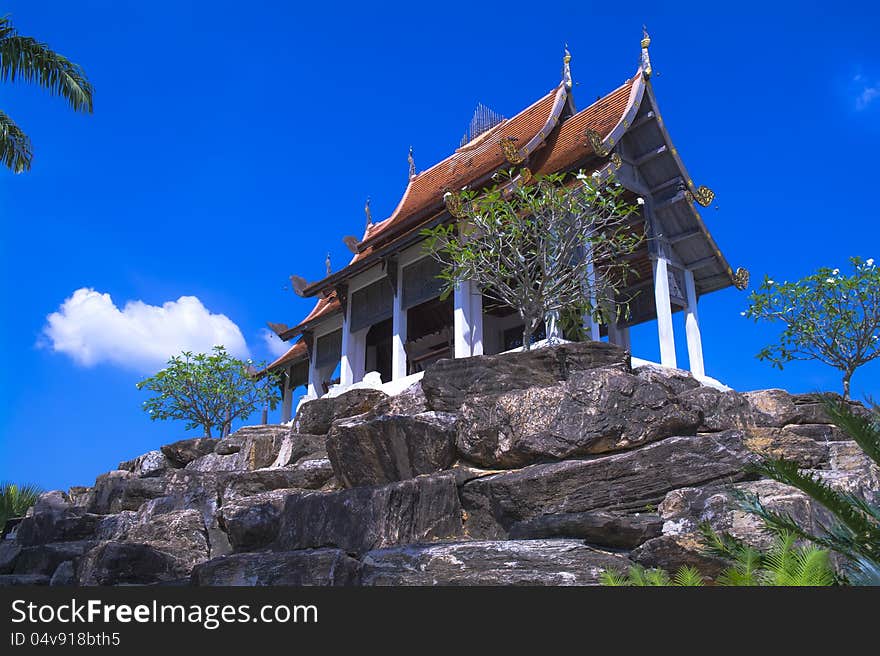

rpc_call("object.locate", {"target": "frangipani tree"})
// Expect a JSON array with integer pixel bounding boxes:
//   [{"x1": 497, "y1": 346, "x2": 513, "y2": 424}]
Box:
[
  {"x1": 137, "y1": 346, "x2": 281, "y2": 438},
  {"x1": 743, "y1": 257, "x2": 880, "y2": 398},
  {"x1": 422, "y1": 169, "x2": 643, "y2": 350}
]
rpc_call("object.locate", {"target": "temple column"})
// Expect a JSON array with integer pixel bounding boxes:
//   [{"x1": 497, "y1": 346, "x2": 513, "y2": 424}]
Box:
[
  {"x1": 583, "y1": 242, "x2": 601, "y2": 341},
  {"x1": 652, "y1": 255, "x2": 677, "y2": 368},
  {"x1": 340, "y1": 289, "x2": 355, "y2": 386},
  {"x1": 683, "y1": 268, "x2": 705, "y2": 377},
  {"x1": 350, "y1": 327, "x2": 368, "y2": 382},
  {"x1": 308, "y1": 340, "x2": 324, "y2": 397},
  {"x1": 281, "y1": 370, "x2": 293, "y2": 422},
  {"x1": 391, "y1": 275, "x2": 408, "y2": 380},
  {"x1": 454, "y1": 281, "x2": 474, "y2": 357},
  {"x1": 470, "y1": 289, "x2": 484, "y2": 356}
]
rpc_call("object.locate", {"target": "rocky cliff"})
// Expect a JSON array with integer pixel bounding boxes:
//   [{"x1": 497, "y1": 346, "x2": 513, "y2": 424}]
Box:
[{"x1": 2, "y1": 343, "x2": 877, "y2": 586}]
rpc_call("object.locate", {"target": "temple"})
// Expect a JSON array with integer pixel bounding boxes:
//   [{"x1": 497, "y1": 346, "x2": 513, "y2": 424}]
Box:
[{"x1": 264, "y1": 31, "x2": 747, "y2": 421}]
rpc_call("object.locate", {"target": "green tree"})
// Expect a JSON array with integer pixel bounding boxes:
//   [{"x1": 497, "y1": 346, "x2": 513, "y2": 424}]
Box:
[
  {"x1": 0, "y1": 15, "x2": 94, "y2": 173},
  {"x1": 736, "y1": 394, "x2": 880, "y2": 585},
  {"x1": 422, "y1": 170, "x2": 643, "y2": 350},
  {"x1": 743, "y1": 257, "x2": 880, "y2": 399},
  {"x1": 136, "y1": 346, "x2": 281, "y2": 438},
  {"x1": 0, "y1": 482, "x2": 42, "y2": 533}
]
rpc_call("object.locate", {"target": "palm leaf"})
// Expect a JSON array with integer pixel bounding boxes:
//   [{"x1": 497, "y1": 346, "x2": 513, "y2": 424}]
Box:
[
  {"x1": 0, "y1": 109, "x2": 32, "y2": 172},
  {"x1": 821, "y1": 394, "x2": 880, "y2": 467},
  {"x1": 672, "y1": 566, "x2": 705, "y2": 586},
  {"x1": 0, "y1": 16, "x2": 93, "y2": 113}
]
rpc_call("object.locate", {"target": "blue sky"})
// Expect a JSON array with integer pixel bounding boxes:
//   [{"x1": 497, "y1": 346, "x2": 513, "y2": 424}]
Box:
[{"x1": 2, "y1": 1, "x2": 879, "y2": 491}]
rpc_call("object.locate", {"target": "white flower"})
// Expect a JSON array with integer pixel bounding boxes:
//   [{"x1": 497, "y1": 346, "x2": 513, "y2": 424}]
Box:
[
  {"x1": 740, "y1": 311, "x2": 746, "y2": 316},
  {"x1": 832, "y1": 268, "x2": 839, "y2": 275},
  {"x1": 868, "y1": 258, "x2": 875, "y2": 266},
  {"x1": 636, "y1": 197, "x2": 645, "y2": 205},
  {"x1": 766, "y1": 279, "x2": 774, "y2": 285},
  {"x1": 873, "y1": 335, "x2": 879, "y2": 340},
  {"x1": 592, "y1": 171, "x2": 600, "y2": 178},
  {"x1": 826, "y1": 277, "x2": 836, "y2": 283}
]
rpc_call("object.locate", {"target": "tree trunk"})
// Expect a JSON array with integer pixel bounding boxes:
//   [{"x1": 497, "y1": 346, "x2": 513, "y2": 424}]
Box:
[
  {"x1": 842, "y1": 371, "x2": 852, "y2": 401},
  {"x1": 204, "y1": 425, "x2": 212, "y2": 438},
  {"x1": 522, "y1": 322, "x2": 532, "y2": 351}
]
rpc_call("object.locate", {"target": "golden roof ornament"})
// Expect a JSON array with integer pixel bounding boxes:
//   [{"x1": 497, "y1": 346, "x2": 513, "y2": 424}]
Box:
[
  {"x1": 364, "y1": 197, "x2": 372, "y2": 229},
  {"x1": 685, "y1": 184, "x2": 716, "y2": 207},
  {"x1": 640, "y1": 25, "x2": 653, "y2": 79},
  {"x1": 500, "y1": 136, "x2": 525, "y2": 164},
  {"x1": 734, "y1": 267, "x2": 750, "y2": 290},
  {"x1": 408, "y1": 146, "x2": 416, "y2": 179},
  {"x1": 562, "y1": 45, "x2": 573, "y2": 90}
]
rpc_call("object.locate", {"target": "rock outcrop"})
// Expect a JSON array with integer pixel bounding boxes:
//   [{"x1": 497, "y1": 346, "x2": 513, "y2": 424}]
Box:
[{"x1": 2, "y1": 342, "x2": 877, "y2": 586}]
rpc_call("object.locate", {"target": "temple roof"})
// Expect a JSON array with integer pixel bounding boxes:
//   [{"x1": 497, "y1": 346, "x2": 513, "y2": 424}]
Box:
[{"x1": 270, "y1": 44, "x2": 737, "y2": 361}]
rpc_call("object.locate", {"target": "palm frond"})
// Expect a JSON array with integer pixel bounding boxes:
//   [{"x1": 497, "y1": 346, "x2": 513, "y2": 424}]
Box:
[
  {"x1": 0, "y1": 481, "x2": 43, "y2": 531},
  {"x1": 821, "y1": 394, "x2": 880, "y2": 467},
  {"x1": 0, "y1": 109, "x2": 32, "y2": 172},
  {"x1": 0, "y1": 17, "x2": 93, "y2": 113},
  {"x1": 672, "y1": 566, "x2": 705, "y2": 586},
  {"x1": 598, "y1": 569, "x2": 629, "y2": 586},
  {"x1": 754, "y1": 458, "x2": 880, "y2": 541}
]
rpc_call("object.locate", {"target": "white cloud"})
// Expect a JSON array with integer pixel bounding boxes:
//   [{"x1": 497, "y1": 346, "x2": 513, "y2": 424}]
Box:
[
  {"x1": 40, "y1": 288, "x2": 250, "y2": 371},
  {"x1": 260, "y1": 328, "x2": 291, "y2": 358},
  {"x1": 857, "y1": 85, "x2": 880, "y2": 110}
]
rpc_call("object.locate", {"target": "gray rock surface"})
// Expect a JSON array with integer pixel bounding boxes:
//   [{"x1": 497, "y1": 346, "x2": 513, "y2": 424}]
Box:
[{"x1": 191, "y1": 549, "x2": 360, "y2": 586}]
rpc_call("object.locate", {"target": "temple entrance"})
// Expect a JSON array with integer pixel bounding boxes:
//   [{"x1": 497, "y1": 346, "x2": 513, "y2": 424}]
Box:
[
  {"x1": 405, "y1": 296, "x2": 454, "y2": 373},
  {"x1": 365, "y1": 318, "x2": 393, "y2": 383}
]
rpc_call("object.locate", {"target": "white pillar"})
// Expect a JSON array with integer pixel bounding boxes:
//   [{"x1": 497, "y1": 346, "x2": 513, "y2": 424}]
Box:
[
  {"x1": 653, "y1": 255, "x2": 677, "y2": 368},
  {"x1": 340, "y1": 294, "x2": 354, "y2": 386},
  {"x1": 281, "y1": 371, "x2": 293, "y2": 422},
  {"x1": 470, "y1": 288, "x2": 484, "y2": 356},
  {"x1": 454, "y1": 281, "x2": 472, "y2": 357},
  {"x1": 583, "y1": 243, "x2": 601, "y2": 341},
  {"x1": 545, "y1": 310, "x2": 561, "y2": 343},
  {"x1": 683, "y1": 268, "x2": 705, "y2": 377},
  {"x1": 391, "y1": 277, "x2": 408, "y2": 380},
  {"x1": 350, "y1": 327, "x2": 368, "y2": 383},
  {"x1": 307, "y1": 348, "x2": 321, "y2": 397}
]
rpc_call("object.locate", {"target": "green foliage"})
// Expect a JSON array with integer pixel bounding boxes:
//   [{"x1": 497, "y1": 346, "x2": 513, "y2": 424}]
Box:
[
  {"x1": 136, "y1": 346, "x2": 281, "y2": 438},
  {"x1": 422, "y1": 169, "x2": 643, "y2": 350},
  {"x1": 0, "y1": 482, "x2": 42, "y2": 533},
  {"x1": 599, "y1": 564, "x2": 704, "y2": 586},
  {"x1": 700, "y1": 524, "x2": 835, "y2": 586},
  {"x1": 743, "y1": 257, "x2": 880, "y2": 398},
  {"x1": 0, "y1": 15, "x2": 94, "y2": 172},
  {"x1": 736, "y1": 394, "x2": 880, "y2": 585}
]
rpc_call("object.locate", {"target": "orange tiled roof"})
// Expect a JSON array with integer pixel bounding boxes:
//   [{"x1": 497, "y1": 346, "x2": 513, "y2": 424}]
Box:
[
  {"x1": 533, "y1": 74, "x2": 638, "y2": 175},
  {"x1": 360, "y1": 84, "x2": 566, "y2": 250},
  {"x1": 264, "y1": 339, "x2": 308, "y2": 373},
  {"x1": 283, "y1": 70, "x2": 644, "y2": 339}
]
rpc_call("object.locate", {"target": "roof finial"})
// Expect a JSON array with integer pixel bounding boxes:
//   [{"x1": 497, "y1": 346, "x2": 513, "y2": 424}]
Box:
[
  {"x1": 325, "y1": 252, "x2": 331, "y2": 276},
  {"x1": 640, "y1": 25, "x2": 652, "y2": 79},
  {"x1": 408, "y1": 146, "x2": 416, "y2": 179},
  {"x1": 562, "y1": 44, "x2": 572, "y2": 89},
  {"x1": 364, "y1": 197, "x2": 372, "y2": 228}
]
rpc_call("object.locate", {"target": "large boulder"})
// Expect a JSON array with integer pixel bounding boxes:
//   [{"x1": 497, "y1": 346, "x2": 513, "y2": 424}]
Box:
[
  {"x1": 269, "y1": 433, "x2": 327, "y2": 469},
  {"x1": 460, "y1": 431, "x2": 757, "y2": 537},
  {"x1": 190, "y1": 425, "x2": 290, "y2": 472},
  {"x1": 507, "y1": 511, "x2": 662, "y2": 549},
  {"x1": 76, "y1": 542, "x2": 192, "y2": 585},
  {"x1": 124, "y1": 509, "x2": 210, "y2": 572},
  {"x1": 161, "y1": 438, "x2": 219, "y2": 467},
  {"x1": 218, "y1": 490, "x2": 298, "y2": 551},
  {"x1": 456, "y1": 367, "x2": 701, "y2": 468},
  {"x1": 13, "y1": 541, "x2": 94, "y2": 576},
  {"x1": 85, "y1": 471, "x2": 167, "y2": 514},
  {"x1": 678, "y1": 386, "x2": 754, "y2": 432},
  {"x1": 118, "y1": 450, "x2": 173, "y2": 477},
  {"x1": 191, "y1": 549, "x2": 360, "y2": 586},
  {"x1": 360, "y1": 539, "x2": 632, "y2": 586},
  {"x1": 294, "y1": 388, "x2": 388, "y2": 435},
  {"x1": 422, "y1": 341, "x2": 629, "y2": 412},
  {"x1": 219, "y1": 465, "x2": 334, "y2": 502},
  {"x1": 327, "y1": 411, "x2": 458, "y2": 487},
  {"x1": 742, "y1": 427, "x2": 829, "y2": 468},
  {"x1": 0, "y1": 542, "x2": 21, "y2": 574},
  {"x1": 274, "y1": 473, "x2": 463, "y2": 555}
]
